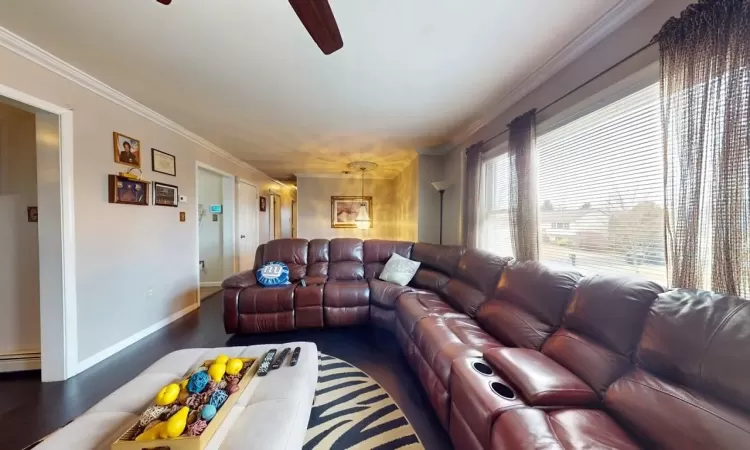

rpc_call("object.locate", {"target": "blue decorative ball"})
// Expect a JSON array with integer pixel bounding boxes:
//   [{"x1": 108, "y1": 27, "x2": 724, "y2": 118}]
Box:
[
  {"x1": 201, "y1": 404, "x2": 217, "y2": 421},
  {"x1": 209, "y1": 390, "x2": 229, "y2": 409},
  {"x1": 187, "y1": 371, "x2": 210, "y2": 394},
  {"x1": 256, "y1": 261, "x2": 290, "y2": 286}
]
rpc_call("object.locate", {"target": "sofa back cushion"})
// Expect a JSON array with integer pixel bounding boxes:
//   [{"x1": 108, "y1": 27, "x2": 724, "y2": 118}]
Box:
[
  {"x1": 306, "y1": 239, "x2": 330, "y2": 284},
  {"x1": 261, "y1": 239, "x2": 308, "y2": 281},
  {"x1": 363, "y1": 240, "x2": 413, "y2": 279},
  {"x1": 440, "y1": 249, "x2": 511, "y2": 317},
  {"x1": 410, "y1": 243, "x2": 465, "y2": 275},
  {"x1": 604, "y1": 290, "x2": 750, "y2": 448},
  {"x1": 476, "y1": 261, "x2": 581, "y2": 349},
  {"x1": 328, "y1": 238, "x2": 364, "y2": 280},
  {"x1": 542, "y1": 274, "x2": 663, "y2": 394}
]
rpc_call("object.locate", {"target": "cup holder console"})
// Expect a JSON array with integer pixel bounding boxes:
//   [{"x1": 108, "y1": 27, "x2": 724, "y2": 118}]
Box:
[
  {"x1": 490, "y1": 381, "x2": 516, "y2": 400},
  {"x1": 472, "y1": 361, "x2": 494, "y2": 376}
]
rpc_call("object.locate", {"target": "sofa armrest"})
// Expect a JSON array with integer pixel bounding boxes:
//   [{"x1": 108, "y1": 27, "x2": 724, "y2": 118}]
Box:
[
  {"x1": 484, "y1": 347, "x2": 598, "y2": 408},
  {"x1": 222, "y1": 271, "x2": 258, "y2": 289}
]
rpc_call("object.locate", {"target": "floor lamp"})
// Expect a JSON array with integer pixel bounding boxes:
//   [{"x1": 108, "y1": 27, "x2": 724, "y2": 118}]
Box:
[{"x1": 431, "y1": 180, "x2": 452, "y2": 245}]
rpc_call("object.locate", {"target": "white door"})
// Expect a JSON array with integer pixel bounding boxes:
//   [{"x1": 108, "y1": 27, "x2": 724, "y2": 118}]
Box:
[{"x1": 236, "y1": 181, "x2": 258, "y2": 272}]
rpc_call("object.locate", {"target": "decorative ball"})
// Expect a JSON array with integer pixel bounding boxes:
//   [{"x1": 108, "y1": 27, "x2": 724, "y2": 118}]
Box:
[
  {"x1": 187, "y1": 371, "x2": 210, "y2": 394},
  {"x1": 186, "y1": 419, "x2": 207, "y2": 437},
  {"x1": 201, "y1": 404, "x2": 217, "y2": 421},
  {"x1": 227, "y1": 383, "x2": 240, "y2": 395},
  {"x1": 209, "y1": 390, "x2": 229, "y2": 409},
  {"x1": 139, "y1": 405, "x2": 169, "y2": 427}
]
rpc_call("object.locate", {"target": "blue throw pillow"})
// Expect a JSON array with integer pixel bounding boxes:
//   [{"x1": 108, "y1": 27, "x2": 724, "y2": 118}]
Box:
[{"x1": 256, "y1": 261, "x2": 290, "y2": 287}]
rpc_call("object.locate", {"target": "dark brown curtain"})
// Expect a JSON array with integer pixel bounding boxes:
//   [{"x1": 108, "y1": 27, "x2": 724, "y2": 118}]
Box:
[
  {"x1": 508, "y1": 110, "x2": 539, "y2": 261},
  {"x1": 656, "y1": 0, "x2": 750, "y2": 296},
  {"x1": 462, "y1": 141, "x2": 484, "y2": 248}
]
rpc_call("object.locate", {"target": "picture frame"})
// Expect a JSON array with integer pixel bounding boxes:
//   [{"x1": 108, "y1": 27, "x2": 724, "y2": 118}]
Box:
[
  {"x1": 259, "y1": 196, "x2": 267, "y2": 212},
  {"x1": 331, "y1": 196, "x2": 372, "y2": 228},
  {"x1": 113, "y1": 132, "x2": 141, "y2": 168},
  {"x1": 108, "y1": 174, "x2": 149, "y2": 206},
  {"x1": 153, "y1": 182, "x2": 179, "y2": 207},
  {"x1": 151, "y1": 148, "x2": 176, "y2": 176}
]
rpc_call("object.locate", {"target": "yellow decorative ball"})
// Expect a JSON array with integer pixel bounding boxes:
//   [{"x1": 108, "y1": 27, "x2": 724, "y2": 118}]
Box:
[
  {"x1": 215, "y1": 354, "x2": 229, "y2": 365},
  {"x1": 225, "y1": 358, "x2": 243, "y2": 376},
  {"x1": 155, "y1": 383, "x2": 180, "y2": 406},
  {"x1": 207, "y1": 363, "x2": 226, "y2": 382}
]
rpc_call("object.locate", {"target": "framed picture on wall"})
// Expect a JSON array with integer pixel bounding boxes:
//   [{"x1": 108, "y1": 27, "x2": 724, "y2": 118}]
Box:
[
  {"x1": 113, "y1": 132, "x2": 141, "y2": 168},
  {"x1": 331, "y1": 196, "x2": 372, "y2": 228},
  {"x1": 108, "y1": 174, "x2": 149, "y2": 205},
  {"x1": 259, "y1": 196, "x2": 267, "y2": 211},
  {"x1": 153, "y1": 182, "x2": 179, "y2": 207},
  {"x1": 151, "y1": 148, "x2": 176, "y2": 176}
]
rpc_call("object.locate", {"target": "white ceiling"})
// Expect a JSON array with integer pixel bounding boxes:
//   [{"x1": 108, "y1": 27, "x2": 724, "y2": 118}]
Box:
[{"x1": 0, "y1": 0, "x2": 624, "y2": 179}]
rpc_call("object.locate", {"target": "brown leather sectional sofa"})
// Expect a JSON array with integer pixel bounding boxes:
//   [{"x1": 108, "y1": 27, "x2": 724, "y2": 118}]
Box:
[{"x1": 222, "y1": 238, "x2": 750, "y2": 449}]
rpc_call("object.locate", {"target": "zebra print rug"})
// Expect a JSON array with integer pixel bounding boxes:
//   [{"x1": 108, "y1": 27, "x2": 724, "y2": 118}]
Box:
[{"x1": 304, "y1": 354, "x2": 423, "y2": 450}]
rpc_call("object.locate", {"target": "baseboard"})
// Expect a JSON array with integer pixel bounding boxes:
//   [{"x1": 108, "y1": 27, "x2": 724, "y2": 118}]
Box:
[
  {"x1": 200, "y1": 281, "x2": 222, "y2": 287},
  {"x1": 0, "y1": 351, "x2": 41, "y2": 372},
  {"x1": 76, "y1": 303, "x2": 199, "y2": 374}
]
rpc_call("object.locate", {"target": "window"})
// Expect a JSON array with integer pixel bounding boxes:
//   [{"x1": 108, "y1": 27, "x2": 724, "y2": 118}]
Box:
[
  {"x1": 537, "y1": 83, "x2": 665, "y2": 282},
  {"x1": 479, "y1": 150, "x2": 514, "y2": 256}
]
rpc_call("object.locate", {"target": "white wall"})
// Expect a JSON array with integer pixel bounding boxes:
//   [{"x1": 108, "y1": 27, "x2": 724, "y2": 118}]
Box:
[
  {"x1": 0, "y1": 101, "x2": 40, "y2": 355},
  {"x1": 198, "y1": 168, "x2": 223, "y2": 284},
  {"x1": 297, "y1": 176, "x2": 397, "y2": 240},
  {"x1": 393, "y1": 158, "x2": 418, "y2": 242},
  {"x1": 440, "y1": 0, "x2": 692, "y2": 245},
  {"x1": 0, "y1": 43, "x2": 287, "y2": 365}
]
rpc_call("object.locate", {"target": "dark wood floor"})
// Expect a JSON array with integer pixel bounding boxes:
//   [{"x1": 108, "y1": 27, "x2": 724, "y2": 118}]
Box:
[{"x1": 0, "y1": 292, "x2": 451, "y2": 450}]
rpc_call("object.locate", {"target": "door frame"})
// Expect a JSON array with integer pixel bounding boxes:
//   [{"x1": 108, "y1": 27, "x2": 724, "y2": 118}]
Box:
[
  {"x1": 195, "y1": 162, "x2": 236, "y2": 303},
  {"x1": 236, "y1": 178, "x2": 259, "y2": 273},
  {"x1": 0, "y1": 83, "x2": 77, "y2": 381}
]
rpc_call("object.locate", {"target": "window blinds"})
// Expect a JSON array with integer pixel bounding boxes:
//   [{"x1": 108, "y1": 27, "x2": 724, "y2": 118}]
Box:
[
  {"x1": 536, "y1": 83, "x2": 665, "y2": 282},
  {"x1": 480, "y1": 151, "x2": 514, "y2": 257}
]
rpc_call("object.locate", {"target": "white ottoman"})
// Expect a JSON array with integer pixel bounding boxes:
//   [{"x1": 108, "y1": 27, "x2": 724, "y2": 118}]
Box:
[{"x1": 36, "y1": 342, "x2": 318, "y2": 450}]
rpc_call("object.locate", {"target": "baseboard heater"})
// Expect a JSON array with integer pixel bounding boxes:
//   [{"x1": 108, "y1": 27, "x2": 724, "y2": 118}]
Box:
[{"x1": 0, "y1": 350, "x2": 41, "y2": 372}]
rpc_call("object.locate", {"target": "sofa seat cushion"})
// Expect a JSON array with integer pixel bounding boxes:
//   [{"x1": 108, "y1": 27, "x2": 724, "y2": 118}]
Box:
[
  {"x1": 491, "y1": 408, "x2": 640, "y2": 450},
  {"x1": 413, "y1": 316, "x2": 502, "y2": 389},
  {"x1": 484, "y1": 348, "x2": 598, "y2": 407},
  {"x1": 605, "y1": 368, "x2": 750, "y2": 449},
  {"x1": 369, "y1": 278, "x2": 414, "y2": 310},
  {"x1": 237, "y1": 283, "x2": 298, "y2": 313},
  {"x1": 396, "y1": 291, "x2": 467, "y2": 336},
  {"x1": 323, "y1": 280, "x2": 370, "y2": 307}
]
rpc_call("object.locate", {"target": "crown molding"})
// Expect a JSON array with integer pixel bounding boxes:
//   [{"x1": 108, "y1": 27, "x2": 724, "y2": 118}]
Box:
[
  {"x1": 447, "y1": 0, "x2": 654, "y2": 151},
  {"x1": 0, "y1": 26, "x2": 284, "y2": 186},
  {"x1": 295, "y1": 172, "x2": 392, "y2": 180}
]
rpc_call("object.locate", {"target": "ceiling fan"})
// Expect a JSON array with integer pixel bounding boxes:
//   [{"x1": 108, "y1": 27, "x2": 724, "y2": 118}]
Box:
[{"x1": 154, "y1": 0, "x2": 344, "y2": 55}]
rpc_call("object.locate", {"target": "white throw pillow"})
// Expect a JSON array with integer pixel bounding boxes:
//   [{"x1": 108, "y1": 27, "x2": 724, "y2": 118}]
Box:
[{"x1": 379, "y1": 253, "x2": 421, "y2": 286}]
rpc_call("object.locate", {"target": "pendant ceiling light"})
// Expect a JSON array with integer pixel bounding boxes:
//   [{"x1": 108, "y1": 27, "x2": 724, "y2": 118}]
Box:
[{"x1": 347, "y1": 161, "x2": 378, "y2": 230}]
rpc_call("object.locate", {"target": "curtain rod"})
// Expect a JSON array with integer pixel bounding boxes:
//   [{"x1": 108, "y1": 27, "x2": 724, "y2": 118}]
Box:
[{"x1": 476, "y1": 40, "x2": 657, "y2": 147}]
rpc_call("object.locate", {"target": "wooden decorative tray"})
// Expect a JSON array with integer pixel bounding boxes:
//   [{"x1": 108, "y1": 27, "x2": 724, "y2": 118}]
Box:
[{"x1": 111, "y1": 357, "x2": 259, "y2": 450}]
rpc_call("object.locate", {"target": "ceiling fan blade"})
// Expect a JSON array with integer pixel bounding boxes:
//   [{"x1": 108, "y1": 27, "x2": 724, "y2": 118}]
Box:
[
  {"x1": 288, "y1": 0, "x2": 343, "y2": 55},
  {"x1": 156, "y1": 0, "x2": 172, "y2": 5}
]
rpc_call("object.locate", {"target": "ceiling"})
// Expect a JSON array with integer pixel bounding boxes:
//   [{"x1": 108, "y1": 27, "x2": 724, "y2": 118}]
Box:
[{"x1": 0, "y1": 0, "x2": 624, "y2": 180}]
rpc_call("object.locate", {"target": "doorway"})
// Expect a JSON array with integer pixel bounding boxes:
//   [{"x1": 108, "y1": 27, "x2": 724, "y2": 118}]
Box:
[
  {"x1": 196, "y1": 163, "x2": 235, "y2": 301},
  {"x1": 269, "y1": 193, "x2": 282, "y2": 240},
  {"x1": 0, "y1": 85, "x2": 77, "y2": 382},
  {"x1": 236, "y1": 180, "x2": 259, "y2": 272}
]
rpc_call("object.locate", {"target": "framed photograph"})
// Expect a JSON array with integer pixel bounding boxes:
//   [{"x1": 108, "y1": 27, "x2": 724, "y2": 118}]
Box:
[
  {"x1": 259, "y1": 196, "x2": 267, "y2": 212},
  {"x1": 151, "y1": 148, "x2": 176, "y2": 176},
  {"x1": 153, "y1": 182, "x2": 179, "y2": 207},
  {"x1": 331, "y1": 196, "x2": 372, "y2": 228},
  {"x1": 113, "y1": 132, "x2": 141, "y2": 168},
  {"x1": 108, "y1": 174, "x2": 149, "y2": 205}
]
